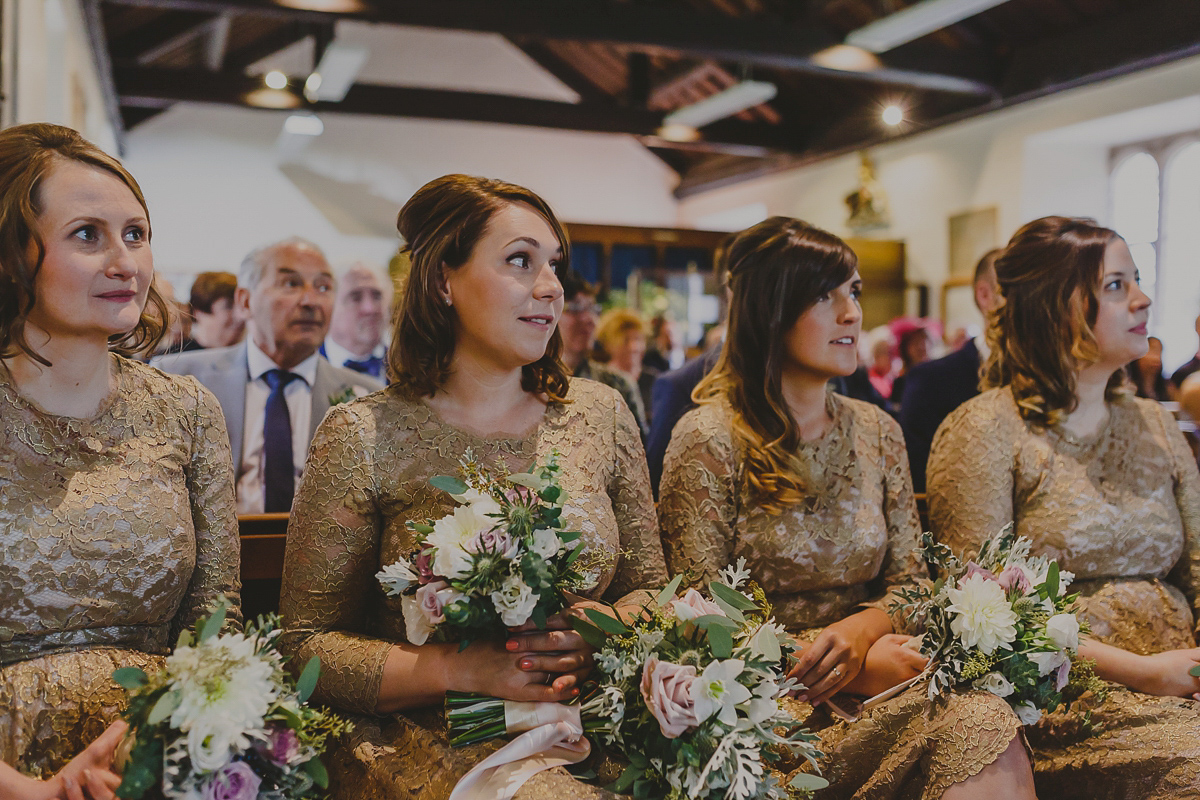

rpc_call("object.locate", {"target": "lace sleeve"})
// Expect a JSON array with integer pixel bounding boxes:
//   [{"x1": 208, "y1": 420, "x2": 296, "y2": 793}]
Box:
[
  {"x1": 870, "y1": 408, "x2": 927, "y2": 633},
  {"x1": 659, "y1": 406, "x2": 739, "y2": 585},
  {"x1": 1159, "y1": 403, "x2": 1200, "y2": 635},
  {"x1": 604, "y1": 393, "x2": 668, "y2": 604},
  {"x1": 927, "y1": 394, "x2": 1016, "y2": 560},
  {"x1": 176, "y1": 380, "x2": 242, "y2": 636},
  {"x1": 279, "y1": 402, "x2": 391, "y2": 715}
]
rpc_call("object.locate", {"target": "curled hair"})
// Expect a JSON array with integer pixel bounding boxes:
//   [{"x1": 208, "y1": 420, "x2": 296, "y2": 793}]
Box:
[
  {"x1": 0, "y1": 123, "x2": 168, "y2": 364},
  {"x1": 388, "y1": 174, "x2": 570, "y2": 400},
  {"x1": 694, "y1": 216, "x2": 857, "y2": 514},
  {"x1": 982, "y1": 216, "x2": 1127, "y2": 427}
]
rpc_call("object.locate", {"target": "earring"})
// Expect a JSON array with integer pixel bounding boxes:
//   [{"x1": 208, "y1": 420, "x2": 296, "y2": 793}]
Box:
[{"x1": 444, "y1": 296, "x2": 452, "y2": 306}]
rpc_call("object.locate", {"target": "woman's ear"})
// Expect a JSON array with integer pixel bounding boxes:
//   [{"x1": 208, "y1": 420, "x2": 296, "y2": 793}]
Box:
[{"x1": 438, "y1": 265, "x2": 453, "y2": 307}]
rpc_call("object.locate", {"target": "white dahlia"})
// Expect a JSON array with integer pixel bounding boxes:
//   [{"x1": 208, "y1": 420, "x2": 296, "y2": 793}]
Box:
[{"x1": 946, "y1": 573, "x2": 1019, "y2": 655}]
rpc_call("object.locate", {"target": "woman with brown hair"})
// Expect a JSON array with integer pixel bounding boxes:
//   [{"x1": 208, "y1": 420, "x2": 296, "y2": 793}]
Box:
[
  {"x1": 0, "y1": 124, "x2": 240, "y2": 795},
  {"x1": 929, "y1": 216, "x2": 1200, "y2": 797},
  {"x1": 279, "y1": 174, "x2": 666, "y2": 799},
  {"x1": 660, "y1": 216, "x2": 1033, "y2": 800}
]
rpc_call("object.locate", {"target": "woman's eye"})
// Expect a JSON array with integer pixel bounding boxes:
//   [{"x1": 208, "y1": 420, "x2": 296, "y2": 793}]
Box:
[
  {"x1": 1106, "y1": 279, "x2": 1123, "y2": 291},
  {"x1": 508, "y1": 252, "x2": 531, "y2": 269},
  {"x1": 124, "y1": 226, "x2": 146, "y2": 243},
  {"x1": 72, "y1": 225, "x2": 99, "y2": 243}
]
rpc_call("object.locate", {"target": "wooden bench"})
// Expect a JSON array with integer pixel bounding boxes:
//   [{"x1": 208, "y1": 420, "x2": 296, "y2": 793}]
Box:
[{"x1": 239, "y1": 513, "x2": 288, "y2": 619}]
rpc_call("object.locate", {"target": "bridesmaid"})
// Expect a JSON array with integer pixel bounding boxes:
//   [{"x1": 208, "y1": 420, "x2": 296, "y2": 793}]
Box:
[
  {"x1": 660, "y1": 216, "x2": 1033, "y2": 800},
  {"x1": 0, "y1": 125, "x2": 240, "y2": 792},
  {"x1": 279, "y1": 175, "x2": 667, "y2": 799},
  {"x1": 929, "y1": 216, "x2": 1200, "y2": 797}
]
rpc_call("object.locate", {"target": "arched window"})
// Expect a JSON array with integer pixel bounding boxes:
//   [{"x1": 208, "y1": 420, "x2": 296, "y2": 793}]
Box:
[{"x1": 1159, "y1": 141, "x2": 1200, "y2": 372}]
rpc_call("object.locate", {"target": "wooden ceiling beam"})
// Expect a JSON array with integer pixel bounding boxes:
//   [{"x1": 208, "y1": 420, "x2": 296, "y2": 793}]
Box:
[
  {"x1": 100, "y1": 0, "x2": 996, "y2": 95},
  {"x1": 112, "y1": 65, "x2": 810, "y2": 155}
]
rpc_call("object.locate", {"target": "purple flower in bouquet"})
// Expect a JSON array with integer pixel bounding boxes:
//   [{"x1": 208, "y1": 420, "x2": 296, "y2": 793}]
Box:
[
  {"x1": 413, "y1": 551, "x2": 435, "y2": 585},
  {"x1": 264, "y1": 725, "x2": 300, "y2": 766},
  {"x1": 997, "y1": 565, "x2": 1032, "y2": 594},
  {"x1": 964, "y1": 562, "x2": 999, "y2": 583},
  {"x1": 203, "y1": 760, "x2": 260, "y2": 800}
]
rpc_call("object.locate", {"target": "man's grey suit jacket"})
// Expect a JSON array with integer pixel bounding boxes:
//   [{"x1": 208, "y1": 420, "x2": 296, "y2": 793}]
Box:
[{"x1": 152, "y1": 342, "x2": 384, "y2": 468}]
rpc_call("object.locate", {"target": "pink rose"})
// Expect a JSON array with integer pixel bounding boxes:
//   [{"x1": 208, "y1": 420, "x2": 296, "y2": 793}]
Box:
[
  {"x1": 964, "y1": 562, "x2": 999, "y2": 583},
  {"x1": 203, "y1": 761, "x2": 260, "y2": 800},
  {"x1": 417, "y1": 580, "x2": 451, "y2": 625},
  {"x1": 669, "y1": 588, "x2": 725, "y2": 622},
  {"x1": 413, "y1": 551, "x2": 435, "y2": 585},
  {"x1": 264, "y1": 726, "x2": 299, "y2": 766},
  {"x1": 467, "y1": 527, "x2": 513, "y2": 556},
  {"x1": 997, "y1": 566, "x2": 1032, "y2": 594},
  {"x1": 640, "y1": 655, "x2": 700, "y2": 738}
]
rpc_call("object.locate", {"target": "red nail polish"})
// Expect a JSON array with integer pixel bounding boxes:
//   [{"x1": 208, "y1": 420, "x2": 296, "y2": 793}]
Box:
[
  {"x1": 520, "y1": 659, "x2": 532, "y2": 669},
  {"x1": 506, "y1": 640, "x2": 519, "y2": 651}
]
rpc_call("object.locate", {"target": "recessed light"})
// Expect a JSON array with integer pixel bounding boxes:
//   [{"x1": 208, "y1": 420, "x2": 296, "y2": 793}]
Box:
[
  {"x1": 244, "y1": 88, "x2": 301, "y2": 109},
  {"x1": 656, "y1": 123, "x2": 701, "y2": 143},
  {"x1": 811, "y1": 45, "x2": 882, "y2": 73},
  {"x1": 882, "y1": 105, "x2": 904, "y2": 126},
  {"x1": 275, "y1": 0, "x2": 365, "y2": 10},
  {"x1": 264, "y1": 70, "x2": 289, "y2": 90}
]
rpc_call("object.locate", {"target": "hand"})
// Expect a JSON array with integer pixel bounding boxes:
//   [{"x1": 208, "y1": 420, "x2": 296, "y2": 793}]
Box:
[
  {"x1": 1130, "y1": 648, "x2": 1200, "y2": 698},
  {"x1": 1, "y1": 720, "x2": 127, "y2": 800},
  {"x1": 786, "y1": 608, "x2": 891, "y2": 706},
  {"x1": 505, "y1": 601, "x2": 609, "y2": 694},
  {"x1": 841, "y1": 634, "x2": 929, "y2": 698},
  {"x1": 450, "y1": 637, "x2": 580, "y2": 703}
]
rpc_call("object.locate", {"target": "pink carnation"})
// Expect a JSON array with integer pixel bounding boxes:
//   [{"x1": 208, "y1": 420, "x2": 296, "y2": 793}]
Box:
[
  {"x1": 997, "y1": 566, "x2": 1032, "y2": 594},
  {"x1": 964, "y1": 562, "x2": 999, "y2": 583},
  {"x1": 640, "y1": 656, "x2": 700, "y2": 738}
]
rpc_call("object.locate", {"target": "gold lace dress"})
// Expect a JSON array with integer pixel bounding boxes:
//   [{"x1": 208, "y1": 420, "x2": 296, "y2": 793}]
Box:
[
  {"x1": 279, "y1": 378, "x2": 667, "y2": 800},
  {"x1": 928, "y1": 387, "x2": 1200, "y2": 798},
  {"x1": 660, "y1": 392, "x2": 1022, "y2": 800},
  {"x1": 0, "y1": 355, "x2": 241, "y2": 776}
]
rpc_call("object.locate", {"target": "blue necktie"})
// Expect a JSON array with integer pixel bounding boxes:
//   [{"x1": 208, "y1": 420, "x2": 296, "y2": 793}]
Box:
[
  {"x1": 263, "y1": 369, "x2": 300, "y2": 513},
  {"x1": 343, "y1": 354, "x2": 384, "y2": 379}
]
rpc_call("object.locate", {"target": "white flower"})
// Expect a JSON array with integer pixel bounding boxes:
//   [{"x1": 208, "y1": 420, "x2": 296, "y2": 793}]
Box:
[
  {"x1": 1028, "y1": 649, "x2": 1069, "y2": 677},
  {"x1": 376, "y1": 561, "x2": 418, "y2": 596},
  {"x1": 742, "y1": 676, "x2": 779, "y2": 724},
  {"x1": 691, "y1": 659, "x2": 752, "y2": 727},
  {"x1": 402, "y1": 594, "x2": 436, "y2": 645},
  {"x1": 491, "y1": 576, "x2": 539, "y2": 626},
  {"x1": 427, "y1": 504, "x2": 498, "y2": 579},
  {"x1": 185, "y1": 717, "x2": 237, "y2": 772},
  {"x1": 530, "y1": 528, "x2": 562, "y2": 560},
  {"x1": 455, "y1": 488, "x2": 502, "y2": 514},
  {"x1": 166, "y1": 633, "x2": 275, "y2": 757},
  {"x1": 1014, "y1": 702, "x2": 1043, "y2": 726},
  {"x1": 1045, "y1": 613, "x2": 1080, "y2": 651},
  {"x1": 974, "y1": 672, "x2": 1015, "y2": 698},
  {"x1": 946, "y1": 573, "x2": 1019, "y2": 655}
]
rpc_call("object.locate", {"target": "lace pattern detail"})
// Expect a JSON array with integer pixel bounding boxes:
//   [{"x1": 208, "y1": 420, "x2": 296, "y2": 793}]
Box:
[{"x1": 0, "y1": 356, "x2": 241, "y2": 774}]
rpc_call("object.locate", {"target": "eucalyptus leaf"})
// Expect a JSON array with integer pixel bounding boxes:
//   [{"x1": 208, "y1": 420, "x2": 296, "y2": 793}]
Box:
[
  {"x1": 653, "y1": 574, "x2": 684, "y2": 608},
  {"x1": 707, "y1": 622, "x2": 733, "y2": 659},
  {"x1": 608, "y1": 763, "x2": 639, "y2": 792},
  {"x1": 709, "y1": 581, "x2": 758, "y2": 612},
  {"x1": 199, "y1": 604, "x2": 227, "y2": 642},
  {"x1": 569, "y1": 616, "x2": 609, "y2": 650},
  {"x1": 710, "y1": 595, "x2": 747, "y2": 624},
  {"x1": 558, "y1": 530, "x2": 582, "y2": 544},
  {"x1": 112, "y1": 666, "x2": 148, "y2": 689},
  {"x1": 304, "y1": 757, "x2": 330, "y2": 789},
  {"x1": 693, "y1": 614, "x2": 740, "y2": 631},
  {"x1": 147, "y1": 690, "x2": 181, "y2": 726},
  {"x1": 506, "y1": 473, "x2": 548, "y2": 491},
  {"x1": 789, "y1": 773, "x2": 830, "y2": 791},
  {"x1": 175, "y1": 629, "x2": 193, "y2": 650},
  {"x1": 747, "y1": 624, "x2": 782, "y2": 662},
  {"x1": 584, "y1": 608, "x2": 630, "y2": 636},
  {"x1": 1043, "y1": 561, "x2": 1060, "y2": 599},
  {"x1": 296, "y1": 656, "x2": 321, "y2": 703},
  {"x1": 430, "y1": 475, "x2": 469, "y2": 495}
]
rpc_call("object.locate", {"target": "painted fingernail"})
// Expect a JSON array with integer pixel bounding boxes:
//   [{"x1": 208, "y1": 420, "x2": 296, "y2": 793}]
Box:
[
  {"x1": 519, "y1": 659, "x2": 533, "y2": 669},
  {"x1": 572, "y1": 688, "x2": 580, "y2": 696},
  {"x1": 797, "y1": 694, "x2": 808, "y2": 702},
  {"x1": 506, "y1": 640, "x2": 519, "y2": 651}
]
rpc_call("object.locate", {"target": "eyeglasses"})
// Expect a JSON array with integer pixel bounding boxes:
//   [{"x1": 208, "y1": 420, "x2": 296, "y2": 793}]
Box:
[{"x1": 564, "y1": 300, "x2": 602, "y2": 315}]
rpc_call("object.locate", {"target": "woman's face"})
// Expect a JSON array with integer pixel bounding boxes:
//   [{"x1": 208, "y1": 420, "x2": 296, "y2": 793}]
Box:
[
  {"x1": 26, "y1": 159, "x2": 152, "y2": 344},
  {"x1": 782, "y1": 271, "x2": 863, "y2": 382},
  {"x1": 610, "y1": 330, "x2": 646, "y2": 374},
  {"x1": 1090, "y1": 238, "x2": 1151, "y2": 370},
  {"x1": 442, "y1": 202, "x2": 564, "y2": 372}
]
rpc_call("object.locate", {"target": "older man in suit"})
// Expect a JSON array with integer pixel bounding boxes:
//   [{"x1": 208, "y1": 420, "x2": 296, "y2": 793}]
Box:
[
  {"x1": 899, "y1": 249, "x2": 1001, "y2": 492},
  {"x1": 155, "y1": 238, "x2": 382, "y2": 513}
]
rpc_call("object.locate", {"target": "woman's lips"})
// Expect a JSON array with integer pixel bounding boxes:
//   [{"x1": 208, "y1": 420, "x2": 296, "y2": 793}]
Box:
[
  {"x1": 1130, "y1": 323, "x2": 1148, "y2": 335},
  {"x1": 96, "y1": 290, "x2": 136, "y2": 302}
]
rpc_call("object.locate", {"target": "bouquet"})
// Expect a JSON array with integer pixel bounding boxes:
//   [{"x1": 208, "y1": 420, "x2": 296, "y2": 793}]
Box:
[
  {"x1": 112, "y1": 598, "x2": 352, "y2": 799},
  {"x1": 446, "y1": 560, "x2": 828, "y2": 800},
  {"x1": 892, "y1": 525, "x2": 1101, "y2": 725},
  {"x1": 376, "y1": 452, "x2": 604, "y2": 646}
]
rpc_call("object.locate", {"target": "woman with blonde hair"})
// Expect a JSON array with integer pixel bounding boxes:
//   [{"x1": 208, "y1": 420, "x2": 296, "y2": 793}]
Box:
[
  {"x1": 929, "y1": 215, "x2": 1200, "y2": 796},
  {"x1": 280, "y1": 174, "x2": 666, "y2": 798},
  {"x1": 0, "y1": 124, "x2": 240, "y2": 797},
  {"x1": 660, "y1": 216, "x2": 1032, "y2": 799},
  {"x1": 595, "y1": 306, "x2": 651, "y2": 427}
]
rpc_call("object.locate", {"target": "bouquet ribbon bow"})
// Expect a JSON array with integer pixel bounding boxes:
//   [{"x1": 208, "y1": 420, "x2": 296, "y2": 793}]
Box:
[{"x1": 448, "y1": 702, "x2": 590, "y2": 800}]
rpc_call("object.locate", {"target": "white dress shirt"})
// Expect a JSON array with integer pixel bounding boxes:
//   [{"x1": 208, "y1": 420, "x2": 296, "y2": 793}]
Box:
[
  {"x1": 236, "y1": 341, "x2": 319, "y2": 514},
  {"x1": 322, "y1": 337, "x2": 385, "y2": 370}
]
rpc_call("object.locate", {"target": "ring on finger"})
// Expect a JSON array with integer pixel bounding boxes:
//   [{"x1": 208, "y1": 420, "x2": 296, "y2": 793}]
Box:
[
  {"x1": 543, "y1": 672, "x2": 553, "y2": 685},
  {"x1": 831, "y1": 665, "x2": 842, "y2": 679}
]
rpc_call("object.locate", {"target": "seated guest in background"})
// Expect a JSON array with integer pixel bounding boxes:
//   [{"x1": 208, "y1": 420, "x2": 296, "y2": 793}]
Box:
[
  {"x1": 595, "y1": 306, "x2": 652, "y2": 429},
  {"x1": 899, "y1": 248, "x2": 1001, "y2": 491},
  {"x1": 865, "y1": 333, "x2": 895, "y2": 399},
  {"x1": 886, "y1": 321, "x2": 935, "y2": 414},
  {"x1": 557, "y1": 269, "x2": 647, "y2": 432},
  {"x1": 660, "y1": 216, "x2": 1032, "y2": 800},
  {"x1": 643, "y1": 313, "x2": 680, "y2": 372},
  {"x1": 0, "y1": 123, "x2": 241, "y2": 785},
  {"x1": 929, "y1": 216, "x2": 1200, "y2": 798},
  {"x1": 1130, "y1": 334, "x2": 1172, "y2": 401},
  {"x1": 188, "y1": 270, "x2": 243, "y2": 349},
  {"x1": 1171, "y1": 311, "x2": 1200, "y2": 391},
  {"x1": 279, "y1": 174, "x2": 665, "y2": 799},
  {"x1": 155, "y1": 238, "x2": 381, "y2": 513},
  {"x1": 149, "y1": 274, "x2": 197, "y2": 355},
  {"x1": 321, "y1": 262, "x2": 390, "y2": 381}
]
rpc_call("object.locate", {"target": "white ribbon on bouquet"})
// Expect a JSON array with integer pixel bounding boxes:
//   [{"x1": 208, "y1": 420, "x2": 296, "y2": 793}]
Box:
[{"x1": 448, "y1": 701, "x2": 591, "y2": 800}]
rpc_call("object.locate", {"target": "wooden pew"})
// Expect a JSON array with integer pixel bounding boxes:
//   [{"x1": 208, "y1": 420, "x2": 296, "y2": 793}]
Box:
[{"x1": 238, "y1": 513, "x2": 288, "y2": 619}]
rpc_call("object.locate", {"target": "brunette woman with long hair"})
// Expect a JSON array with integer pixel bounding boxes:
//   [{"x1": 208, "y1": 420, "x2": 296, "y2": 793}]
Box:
[
  {"x1": 660, "y1": 217, "x2": 1033, "y2": 800},
  {"x1": 929, "y1": 216, "x2": 1200, "y2": 797},
  {"x1": 279, "y1": 175, "x2": 666, "y2": 799},
  {"x1": 0, "y1": 124, "x2": 240, "y2": 798}
]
